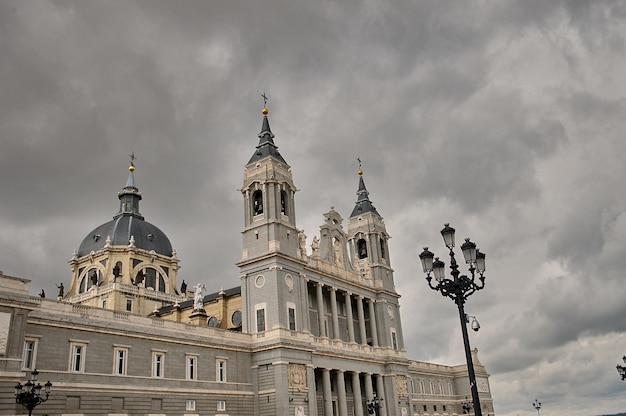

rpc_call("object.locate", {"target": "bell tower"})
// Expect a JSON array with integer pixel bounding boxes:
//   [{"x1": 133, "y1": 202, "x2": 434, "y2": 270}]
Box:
[
  {"x1": 347, "y1": 167, "x2": 394, "y2": 291},
  {"x1": 240, "y1": 106, "x2": 300, "y2": 261}
]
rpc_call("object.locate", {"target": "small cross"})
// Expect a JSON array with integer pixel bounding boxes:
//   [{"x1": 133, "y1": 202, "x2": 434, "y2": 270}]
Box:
[
  {"x1": 129, "y1": 151, "x2": 137, "y2": 166},
  {"x1": 357, "y1": 157, "x2": 362, "y2": 169},
  {"x1": 261, "y1": 92, "x2": 269, "y2": 107}
]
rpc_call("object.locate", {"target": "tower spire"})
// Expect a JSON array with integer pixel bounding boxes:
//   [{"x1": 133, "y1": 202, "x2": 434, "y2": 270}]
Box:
[
  {"x1": 116, "y1": 155, "x2": 144, "y2": 220},
  {"x1": 248, "y1": 99, "x2": 286, "y2": 164},
  {"x1": 350, "y1": 160, "x2": 380, "y2": 217}
]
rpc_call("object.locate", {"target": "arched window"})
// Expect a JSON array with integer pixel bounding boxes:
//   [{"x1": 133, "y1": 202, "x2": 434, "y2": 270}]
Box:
[
  {"x1": 280, "y1": 190, "x2": 288, "y2": 215},
  {"x1": 135, "y1": 267, "x2": 166, "y2": 292},
  {"x1": 252, "y1": 190, "x2": 263, "y2": 215},
  {"x1": 79, "y1": 267, "x2": 101, "y2": 293},
  {"x1": 380, "y1": 238, "x2": 386, "y2": 259},
  {"x1": 357, "y1": 238, "x2": 368, "y2": 259}
]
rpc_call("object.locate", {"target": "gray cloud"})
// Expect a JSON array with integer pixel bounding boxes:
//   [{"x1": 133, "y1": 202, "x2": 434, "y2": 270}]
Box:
[{"x1": 1, "y1": 1, "x2": 626, "y2": 415}]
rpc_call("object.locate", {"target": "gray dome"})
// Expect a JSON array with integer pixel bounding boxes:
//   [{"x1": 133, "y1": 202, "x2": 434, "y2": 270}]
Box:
[
  {"x1": 77, "y1": 214, "x2": 173, "y2": 257},
  {"x1": 76, "y1": 163, "x2": 173, "y2": 258}
]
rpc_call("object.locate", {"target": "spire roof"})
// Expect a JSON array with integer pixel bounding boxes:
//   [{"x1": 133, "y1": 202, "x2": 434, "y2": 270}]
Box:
[
  {"x1": 116, "y1": 163, "x2": 144, "y2": 220},
  {"x1": 350, "y1": 169, "x2": 380, "y2": 217},
  {"x1": 248, "y1": 107, "x2": 287, "y2": 164}
]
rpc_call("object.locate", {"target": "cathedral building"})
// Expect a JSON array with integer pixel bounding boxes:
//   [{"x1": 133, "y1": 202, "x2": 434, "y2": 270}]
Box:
[{"x1": 0, "y1": 106, "x2": 495, "y2": 416}]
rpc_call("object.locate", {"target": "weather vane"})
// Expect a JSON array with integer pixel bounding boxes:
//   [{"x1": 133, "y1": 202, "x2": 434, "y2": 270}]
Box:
[
  {"x1": 261, "y1": 92, "x2": 269, "y2": 107},
  {"x1": 357, "y1": 157, "x2": 362, "y2": 169},
  {"x1": 129, "y1": 151, "x2": 137, "y2": 167}
]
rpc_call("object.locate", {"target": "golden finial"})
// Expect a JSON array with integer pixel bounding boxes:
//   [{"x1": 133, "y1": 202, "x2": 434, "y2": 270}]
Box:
[
  {"x1": 357, "y1": 157, "x2": 363, "y2": 175},
  {"x1": 262, "y1": 107, "x2": 269, "y2": 115}
]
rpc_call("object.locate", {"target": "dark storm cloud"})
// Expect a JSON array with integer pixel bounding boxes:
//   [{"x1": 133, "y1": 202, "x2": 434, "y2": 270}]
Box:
[{"x1": 1, "y1": 1, "x2": 626, "y2": 415}]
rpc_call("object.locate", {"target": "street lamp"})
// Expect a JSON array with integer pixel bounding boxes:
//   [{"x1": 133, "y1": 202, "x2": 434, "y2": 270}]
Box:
[
  {"x1": 532, "y1": 398, "x2": 541, "y2": 416},
  {"x1": 14, "y1": 369, "x2": 52, "y2": 416},
  {"x1": 419, "y1": 223, "x2": 486, "y2": 416},
  {"x1": 616, "y1": 355, "x2": 626, "y2": 380},
  {"x1": 366, "y1": 394, "x2": 384, "y2": 415}
]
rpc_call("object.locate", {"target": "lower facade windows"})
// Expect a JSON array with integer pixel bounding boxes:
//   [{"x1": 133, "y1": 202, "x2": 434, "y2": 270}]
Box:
[
  {"x1": 217, "y1": 400, "x2": 226, "y2": 411},
  {"x1": 186, "y1": 399, "x2": 196, "y2": 411},
  {"x1": 22, "y1": 339, "x2": 37, "y2": 370},
  {"x1": 69, "y1": 341, "x2": 88, "y2": 373},
  {"x1": 152, "y1": 351, "x2": 165, "y2": 378},
  {"x1": 186, "y1": 355, "x2": 198, "y2": 380},
  {"x1": 216, "y1": 358, "x2": 227, "y2": 382},
  {"x1": 113, "y1": 347, "x2": 128, "y2": 375}
]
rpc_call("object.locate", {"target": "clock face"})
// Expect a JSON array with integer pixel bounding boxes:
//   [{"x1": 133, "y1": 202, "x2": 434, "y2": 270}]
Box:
[
  {"x1": 231, "y1": 310, "x2": 242, "y2": 327},
  {"x1": 208, "y1": 316, "x2": 219, "y2": 328}
]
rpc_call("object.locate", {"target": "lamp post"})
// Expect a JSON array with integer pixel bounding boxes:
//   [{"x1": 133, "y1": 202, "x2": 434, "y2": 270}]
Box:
[
  {"x1": 14, "y1": 369, "x2": 52, "y2": 416},
  {"x1": 532, "y1": 398, "x2": 541, "y2": 416},
  {"x1": 616, "y1": 355, "x2": 626, "y2": 380},
  {"x1": 366, "y1": 394, "x2": 384, "y2": 415},
  {"x1": 419, "y1": 223, "x2": 486, "y2": 416}
]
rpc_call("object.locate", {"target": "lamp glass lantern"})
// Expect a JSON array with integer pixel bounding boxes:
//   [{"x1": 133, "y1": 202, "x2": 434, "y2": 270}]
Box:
[{"x1": 441, "y1": 223, "x2": 456, "y2": 248}]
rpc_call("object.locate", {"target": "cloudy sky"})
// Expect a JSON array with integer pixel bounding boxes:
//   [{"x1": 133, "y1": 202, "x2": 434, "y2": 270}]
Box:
[{"x1": 2, "y1": 1, "x2": 626, "y2": 415}]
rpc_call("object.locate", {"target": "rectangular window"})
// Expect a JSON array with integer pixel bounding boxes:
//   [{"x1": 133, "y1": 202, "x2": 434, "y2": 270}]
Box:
[
  {"x1": 443, "y1": 405, "x2": 447, "y2": 411},
  {"x1": 126, "y1": 299, "x2": 132, "y2": 312},
  {"x1": 217, "y1": 400, "x2": 226, "y2": 411},
  {"x1": 102, "y1": 299, "x2": 107, "y2": 309},
  {"x1": 423, "y1": 405, "x2": 427, "y2": 411},
  {"x1": 69, "y1": 342, "x2": 87, "y2": 373},
  {"x1": 152, "y1": 352, "x2": 164, "y2": 378},
  {"x1": 390, "y1": 328, "x2": 398, "y2": 350},
  {"x1": 216, "y1": 359, "x2": 227, "y2": 382},
  {"x1": 186, "y1": 399, "x2": 196, "y2": 411},
  {"x1": 434, "y1": 405, "x2": 438, "y2": 412},
  {"x1": 186, "y1": 355, "x2": 197, "y2": 380},
  {"x1": 287, "y1": 303, "x2": 296, "y2": 331},
  {"x1": 22, "y1": 340, "x2": 37, "y2": 370},
  {"x1": 256, "y1": 308, "x2": 266, "y2": 332},
  {"x1": 114, "y1": 348, "x2": 127, "y2": 375}
]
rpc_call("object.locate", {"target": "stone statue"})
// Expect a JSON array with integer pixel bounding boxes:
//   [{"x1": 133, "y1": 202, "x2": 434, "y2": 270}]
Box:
[
  {"x1": 333, "y1": 237, "x2": 344, "y2": 266},
  {"x1": 180, "y1": 280, "x2": 187, "y2": 294},
  {"x1": 298, "y1": 230, "x2": 307, "y2": 256},
  {"x1": 56, "y1": 283, "x2": 64, "y2": 297},
  {"x1": 295, "y1": 406, "x2": 305, "y2": 416},
  {"x1": 39, "y1": 289, "x2": 45, "y2": 298},
  {"x1": 112, "y1": 263, "x2": 121, "y2": 281},
  {"x1": 311, "y1": 236, "x2": 319, "y2": 253},
  {"x1": 193, "y1": 283, "x2": 205, "y2": 310}
]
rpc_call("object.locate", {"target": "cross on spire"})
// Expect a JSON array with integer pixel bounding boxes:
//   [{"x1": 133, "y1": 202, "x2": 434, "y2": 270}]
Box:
[
  {"x1": 261, "y1": 92, "x2": 269, "y2": 107},
  {"x1": 129, "y1": 151, "x2": 137, "y2": 166}
]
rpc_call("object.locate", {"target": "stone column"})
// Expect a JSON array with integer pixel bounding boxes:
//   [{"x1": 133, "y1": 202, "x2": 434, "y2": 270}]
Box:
[
  {"x1": 376, "y1": 374, "x2": 387, "y2": 416},
  {"x1": 323, "y1": 368, "x2": 333, "y2": 416},
  {"x1": 345, "y1": 292, "x2": 355, "y2": 343},
  {"x1": 336, "y1": 370, "x2": 348, "y2": 416},
  {"x1": 330, "y1": 287, "x2": 340, "y2": 339},
  {"x1": 316, "y1": 282, "x2": 326, "y2": 337},
  {"x1": 357, "y1": 295, "x2": 367, "y2": 345},
  {"x1": 368, "y1": 298, "x2": 379, "y2": 347},
  {"x1": 352, "y1": 371, "x2": 364, "y2": 416},
  {"x1": 306, "y1": 365, "x2": 318, "y2": 416},
  {"x1": 364, "y1": 373, "x2": 374, "y2": 402}
]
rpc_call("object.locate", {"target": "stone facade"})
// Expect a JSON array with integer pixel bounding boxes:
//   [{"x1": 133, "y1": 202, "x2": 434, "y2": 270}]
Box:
[{"x1": 0, "y1": 107, "x2": 495, "y2": 416}]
